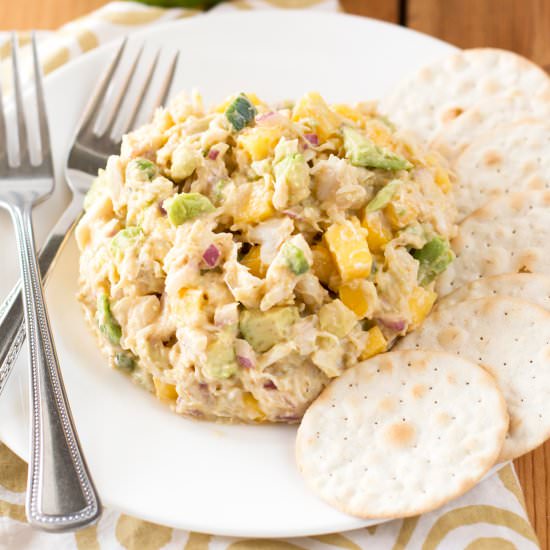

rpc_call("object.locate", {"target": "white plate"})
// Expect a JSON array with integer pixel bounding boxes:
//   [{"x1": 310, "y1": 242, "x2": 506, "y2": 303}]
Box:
[{"x1": 0, "y1": 11, "x2": 456, "y2": 537}]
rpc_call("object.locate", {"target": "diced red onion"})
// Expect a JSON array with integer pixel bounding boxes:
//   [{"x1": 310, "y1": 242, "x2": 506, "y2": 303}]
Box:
[
  {"x1": 304, "y1": 133, "x2": 319, "y2": 146},
  {"x1": 376, "y1": 317, "x2": 407, "y2": 332},
  {"x1": 281, "y1": 209, "x2": 299, "y2": 219},
  {"x1": 263, "y1": 380, "x2": 277, "y2": 390},
  {"x1": 256, "y1": 111, "x2": 277, "y2": 122},
  {"x1": 202, "y1": 244, "x2": 220, "y2": 267},
  {"x1": 237, "y1": 355, "x2": 254, "y2": 369},
  {"x1": 207, "y1": 148, "x2": 219, "y2": 160}
]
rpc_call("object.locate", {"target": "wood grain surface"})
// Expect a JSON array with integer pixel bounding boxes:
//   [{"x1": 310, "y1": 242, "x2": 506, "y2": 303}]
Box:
[{"x1": 1, "y1": 0, "x2": 549, "y2": 547}]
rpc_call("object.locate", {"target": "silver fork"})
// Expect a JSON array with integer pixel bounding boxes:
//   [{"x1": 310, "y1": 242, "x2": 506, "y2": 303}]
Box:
[
  {"x1": 0, "y1": 36, "x2": 178, "y2": 529},
  {"x1": 0, "y1": 40, "x2": 178, "y2": 392},
  {"x1": 0, "y1": 33, "x2": 100, "y2": 531}
]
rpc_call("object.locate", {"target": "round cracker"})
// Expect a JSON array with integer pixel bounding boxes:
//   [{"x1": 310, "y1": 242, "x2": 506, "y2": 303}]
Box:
[
  {"x1": 436, "y1": 191, "x2": 550, "y2": 296},
  {"x1": 381, "y1": 48, "x2": 550, "y2": 142},
  {"x1": 431, "y1": 96, "x2": 550, "y2": 161},
  {"x1": 452, "y1": 120, "x2": 550, "y2": 220},
  {"x1": 397, "y1": 296, "x2": 550, "y2": 461},
  {"x1": 439, "y1": 273, "x2": 550, "y2": 311},
  {"x1": 296, "y1": 350, "x2": 507, "y2": 519}
]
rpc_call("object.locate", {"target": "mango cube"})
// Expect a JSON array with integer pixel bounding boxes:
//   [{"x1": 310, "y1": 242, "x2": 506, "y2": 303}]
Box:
[
  {"x1": 408, "y1": 286, "x2": 437, "y2": 329},
  {"x1": 385, "y1": 201, "x2": 420, "y2": 230},
  {"x1": 360, "y1": 326, "x2": 387, "y2": 360},
  {"x1": 339, "y1": 279, "x2": 372, "y2": 319},
  {"x1": 234, "y1": 179, "x2": 275, "y2": 225},
  {"x1": 292, "y1": 92, "x2": 341, "y2": 142},
  {"x1": 153, "y1": 377, "x2": 178, "y2": 401},
  {"x1": 241, "y1": 246, "x2": 267, "y2": 278},
  {"x1": 323, "y1": 218, "x2": 372, "y2": 282},
  {"x1": 243, "y1": 392, "x2": 265, "y2": 421},
  {"x1": 362, "y1": 210, "x2": 393, "y2": 253},
  {"x1": 237, "y1": 127, "x2": 282, "y2": 161},
  {"x1": 311, "y1": 243, "x2": 336, "y2": 285}
]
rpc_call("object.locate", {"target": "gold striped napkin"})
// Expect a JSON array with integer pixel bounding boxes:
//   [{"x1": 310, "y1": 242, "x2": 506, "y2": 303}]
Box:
[{"x1": 0, "y1": 2, "x2": 541, "y2": 549}]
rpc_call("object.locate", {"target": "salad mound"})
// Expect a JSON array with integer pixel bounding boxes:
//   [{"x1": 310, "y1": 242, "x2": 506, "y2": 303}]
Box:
[{"x1": 76, "y1": 90, "x2": 457, "y2": 423}]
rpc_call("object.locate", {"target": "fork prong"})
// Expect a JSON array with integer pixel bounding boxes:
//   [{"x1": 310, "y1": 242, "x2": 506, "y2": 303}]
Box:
[
  {"x1": 11, "y1": 32, "x2": 29, "y2": 167},
  {"x1": 31, "y1": 32, "x2": 52, "y2": 169},
  {"x1": 101, "y1": 44, "x2": 144, "y2": 140},
  {"x1": 149, "y1": 51, "x2": 179, "y2": 120},
  {"x1": 77, "y1": 37, "x2": 127, "y2": 137},
  {"x1": 120, "y1": 49, "x2": 160, "y2": 136}
]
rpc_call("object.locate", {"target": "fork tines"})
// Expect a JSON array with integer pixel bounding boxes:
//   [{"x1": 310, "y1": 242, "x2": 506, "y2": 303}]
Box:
[{"x1": 0, "y1": 32, "x2": 52, "y2": 177}]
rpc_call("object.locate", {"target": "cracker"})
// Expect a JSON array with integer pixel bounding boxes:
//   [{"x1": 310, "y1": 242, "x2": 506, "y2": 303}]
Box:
[
  {"x1": 436, "y1": 191, "x2": 550, "y2": 296},
  {"x1": 381, "y1": 48, "x2": 550, "y2": 142},
  {"x1": 439, "y1": 273, "x2": 550, "y2": 311},
  {"x1": 431, "y1": 96, "x2": 550, "y2": 161},
  {"x1": 397, "y1": 296, "x2": 550, "y2": 461},
  {"x1": 296, "y1": 350, "x2": 507, "y2": 519},
  {"x1": 452, "y1": 120, "x2": 550, "y2": 220}
]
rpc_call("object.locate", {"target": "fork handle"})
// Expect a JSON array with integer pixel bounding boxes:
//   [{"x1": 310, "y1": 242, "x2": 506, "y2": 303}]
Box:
[
  {"x1": 8, "y1": 200, "x2": 101, "y2": 532},
  {"x1": 0, "y1": 196, "x2": 83, "y2": 396}
]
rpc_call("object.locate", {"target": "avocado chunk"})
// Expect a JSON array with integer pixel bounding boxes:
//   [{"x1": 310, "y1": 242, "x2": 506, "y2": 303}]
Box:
[
  {"x1": 110, "y1": 226, "x2": 143, "y2": 253},
  {"x1": 282, "y1": 242, "x2": 310, "y2": 275},
  {"x1": 114, "y1": 351, "x2": 136, "y2": 373},
  {"x1": 366, "y1": 179, "x2": 402, "y2": 213},
  {"x1": 171, "y1": 144, "x2": 201, "y2": 181},
  {"x1": 319, "y1": 299, "x2": 357, "y2": 338},
  {"x1": 413, "y1": 236, "x2": 455, "y2": 286},
  {"x1": 97, "y1": 293, "x2": 122, "y2": 345},
  {"x1": 167, "y1": 192, "x2": 215, "y2": 226},
  {"x1": 204, "y1": 329, "x2": 238, "y2": 379},
  {"x1": 343, "y1": 126, "x2": 413, "y2": 171},
  {"x1": 273, "y1": 152, "x2": 310, "y2": 206},
  {"x1": 225, "y1": 94, "x2": 257, "y2": 131},
  {"x1": 127, "y1": 157, "x2": 158, "y2": 182},
  {"x1": 239, "y1": 307, "x2": 299, "y2": 353}
]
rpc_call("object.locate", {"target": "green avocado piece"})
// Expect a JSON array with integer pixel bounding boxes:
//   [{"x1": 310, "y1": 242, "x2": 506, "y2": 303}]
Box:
[
  {"x1": 413, "y1": 236, "x2": 455, "y2": 286},
  {"x1": 114, "y1": 351, "x2": 136, "y2": 373},
  {"x1": 204, "y1": 329, "x2": 238, "y2": 379},
  {"x1": 273, "y1": 153, "x2": 310, "y2": 205},
  {"x1": 239, "y1": 307, "x2": 299, "y2": 353},
  {"x1": 282, "y1": 242, "x2": 310, "y2": 275},
  {"x1": 97, "y1": 293, "x2": 122, "y2": 346},
  {"x1": 225, "y1": 94, "x2": 257, "y2": 131},
  {"x1": 111, "y1": 226, "x2": 143, "y2": 253},
  {"x1": 343, "y1": 126, "x2": 413, "y2": 171},
  {"x1": 366, "y1": 179, "x2": 402, "y2": 212},
  {"x1": 167, "y1": 192, "x2": 215, "y2": 226}
]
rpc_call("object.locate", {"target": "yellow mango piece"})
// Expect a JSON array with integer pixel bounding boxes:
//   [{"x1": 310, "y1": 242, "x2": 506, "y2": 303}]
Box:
[
  {"x1": 292, "y1": 92, "x2": 341, "y2": 142},
  {"x1": 360, "y1": 326, "x2": 387, "y2": 360},
  {"x1": 408, "y1": 286, "x2": 437, "y2": 329},
  {"x1": 243, "y1": 392, "x2": 265, "y2": 421},
  {"x1": 175, "y1": 288, "x2": 205, "y2": 317},
  {"x1": 324, "y1": 218, "x2": 372, "y2": 282},
  {"x1": 362, "y1": 210, "x2": 393, "y2": 253},
  {"x1": 237, "y1": 127, "x2": 282, "y2": 161},
  {"x1": 424, "y1": 153, "x2": 452, "y2": 193},
  {"x1": 384, "y1": 201, "x2": 420, "y2": 230},
  {"x1": 311, "y1": 243, "x2": 336, "y2": 285},
  {"x1": 332, "y1": 104, "x2": 365, "y2": 125},
  {"x1": 153, "y1": 377, "x2": 178, "y2": 401},
  {"x1": 234, "y1": 179, "x2": 275, "y2": 225},
  {"x1": 339, "y1": 279, "x2": 371, "y2": 319},
  {"x1": 241, "y1": 246, "x2": 267, "y2": 278},
  {"x1": 365, "y1": 122, "x2": 393, "y2": 148}
]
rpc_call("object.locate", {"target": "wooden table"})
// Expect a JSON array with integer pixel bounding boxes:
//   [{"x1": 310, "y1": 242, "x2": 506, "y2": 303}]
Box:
[{"x1": 1, "y1": 0, "x2": 549, "y2": 546}]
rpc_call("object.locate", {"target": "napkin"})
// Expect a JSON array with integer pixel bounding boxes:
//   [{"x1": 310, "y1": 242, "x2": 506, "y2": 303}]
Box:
[{"x1": 0, "y1": 2, "x2": 541, "y2": 549}]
